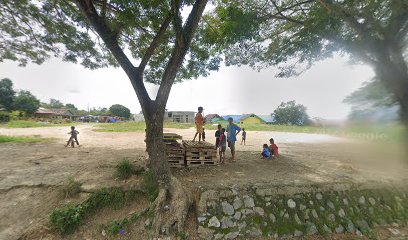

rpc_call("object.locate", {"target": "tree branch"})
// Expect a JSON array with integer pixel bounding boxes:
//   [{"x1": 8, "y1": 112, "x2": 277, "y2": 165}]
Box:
[
  {"x1": 155, "y1": 0, "x2": 208, "y2": 107},
  {"x1": 74, "y1": 0, "x2": 152, "y2": 106},
  {"x1": 138, "y1": 14, "x2": 172, "y2": 71}
]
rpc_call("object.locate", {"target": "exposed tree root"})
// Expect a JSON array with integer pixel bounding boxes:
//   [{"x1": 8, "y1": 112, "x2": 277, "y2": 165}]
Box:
[{"x1": 151, "y1": 176, "x2": 192, "y2": 236}]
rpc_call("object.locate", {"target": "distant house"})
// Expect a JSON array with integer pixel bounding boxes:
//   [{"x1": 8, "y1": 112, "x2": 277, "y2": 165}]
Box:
[
  {"x1": 204, "y1": 114, "x2": 226, "y2": 124},
  {"x1": 132, "y1": 112, "x2": 145, "y2": 122},
  {"x1": 258, "y1": 115, "x2": 275, "y2": 124},
  {"x1": 165, "y1": 111, "x2": 195, "y2": 123},
  {"x1": 223, "y1": 114, "x2": 265, "y2": 124},
  {"x1": 34, "y1": 107, "x2": 78, "y2": 120}
]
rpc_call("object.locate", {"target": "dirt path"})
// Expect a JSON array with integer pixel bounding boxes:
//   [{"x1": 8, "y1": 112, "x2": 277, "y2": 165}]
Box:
[{"x1": 0, "y1": 125, "x2": 407, "y2": 239}]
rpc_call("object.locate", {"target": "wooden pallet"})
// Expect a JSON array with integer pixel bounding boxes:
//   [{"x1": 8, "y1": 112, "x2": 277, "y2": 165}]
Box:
[
  {"x1": 183, "y1": 140, "x2": 215, "y2": 150},
  {"x1": 163, "y1": 133, "x2": 183, "y2": 141},
  {"x1": 186, "y1": 160, "x2": 216, "y2": 167}
]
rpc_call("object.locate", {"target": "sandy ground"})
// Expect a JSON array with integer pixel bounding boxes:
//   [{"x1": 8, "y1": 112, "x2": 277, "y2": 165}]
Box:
[{"x1": 1, "y1": 124, "x2": 407, "y2": 240}]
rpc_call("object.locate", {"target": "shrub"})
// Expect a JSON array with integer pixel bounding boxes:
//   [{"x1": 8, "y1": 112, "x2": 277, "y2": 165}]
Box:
[
  {"x1": 106, "y1": 218, "x2": 129, "y2": 236},
  {"x1": 60, "y1": 177, "x2": 82, "y2": 198},
  {"x1": 0, "y1": 111, "x2": 10, "y2": 122},
  {"x1": 115, "y1": 158, "x2": 143, "y2": 179},
  {"x1": 50, "y1": 204, "x2": 85, "y2": 235}
]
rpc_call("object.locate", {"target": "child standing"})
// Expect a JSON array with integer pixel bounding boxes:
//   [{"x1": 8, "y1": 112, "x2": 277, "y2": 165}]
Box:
[
  {"x1": 219, "y1": 128, "x2": 227, "y2": 164},
  {"x1": 193, "y1": 106, "x2": 204, "y2": 142},
  {"x1": 269, "y1": 138, "x2": 279, "y2": 157},
  {"x1": 241, "y1": 128, "x2": 247, "y2": 145},
  {"x1": 214, "y1": 124, "x2": 221, "y2": 150},
  {"x1": 261, "y1": 144, "x2": 271, "y2": 158},
  {"x1": 65, "y1": 126, "x2": 79, "y2": 147}
]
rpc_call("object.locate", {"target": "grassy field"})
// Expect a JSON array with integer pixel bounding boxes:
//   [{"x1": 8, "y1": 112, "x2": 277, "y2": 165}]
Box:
[
  {"x1": 0, "y1": 120, "x2": 77, "y2": 128},
  {"x1": 94, "y1": 121, "x2": 404, "y2": 141},
  {"x1": 0, "y1": 135, "x2": 53, "y2": 143}
]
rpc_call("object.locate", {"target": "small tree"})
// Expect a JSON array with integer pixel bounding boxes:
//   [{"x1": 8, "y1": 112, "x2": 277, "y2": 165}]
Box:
[
  {"x1": 13, "y1": 90, "x2": 40, "y2": 116},
  {"x1": 273, "y1": 101, "x2": 310, "y2": 126},
  {"x1": 109, "y1": 104, "x2": 131, "y2": 119},
  {"x1": 0, "y1": 78, "x2": 15, "y2": 111}
]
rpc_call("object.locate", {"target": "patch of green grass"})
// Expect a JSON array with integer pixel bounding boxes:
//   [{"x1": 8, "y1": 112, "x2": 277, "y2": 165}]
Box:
[
  {"x1": 0, "y1": 135, "x2": 52, "y2": 143},
  {"x1": 106, "y1": 218, "x2": 129, "y2": 236},
  {"x1": 50, "y1": 187, "x2": 143, "y2": 235},
  {"x1": 95, "y1": 121, "x2": 196, "y2": 132},
  {"x1": 115, "y1": 158, "x2": 144, "y2": 180},
  {"x1": 0, "y1": 120, "x2": 77, "y2": 128},
  {"x1": 60, "y1": 177, "x2": 82, "y2": 198}
]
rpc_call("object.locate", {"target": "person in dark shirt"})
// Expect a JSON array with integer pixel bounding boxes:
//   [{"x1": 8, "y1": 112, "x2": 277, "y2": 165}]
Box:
[
  {"x1": 219, "y1": 128, "x2": 227, "y2": 164},
  {"x1": 202, "y1": 127, "x2": 206, "y2": 141},
  {"x1": 214, "y1": 124, "x2": 221, "y2": 150},
  {"x1": 65, "y1": 126, "x2": 80, "y2": 147}
]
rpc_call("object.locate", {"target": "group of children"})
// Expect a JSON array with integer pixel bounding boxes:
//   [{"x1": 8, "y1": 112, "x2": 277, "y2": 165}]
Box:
[{"x1": 193, "y1": 106, "x2": 278, "y2": 164}]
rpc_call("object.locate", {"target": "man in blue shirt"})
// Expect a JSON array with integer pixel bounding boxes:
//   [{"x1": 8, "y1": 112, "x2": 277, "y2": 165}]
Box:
[{"x1": 226, "y1": 117, "x2": 241, "y2": 162}]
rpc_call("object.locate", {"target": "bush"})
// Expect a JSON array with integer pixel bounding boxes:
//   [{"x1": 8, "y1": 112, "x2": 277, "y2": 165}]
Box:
[
  {"x1": 115, "y1": 158, "x2": 144, "y2": 180},
  {"x1": 0, "y1": 111, "x2": 10, "y2": 122},
  {"x1": 50, "y1": 204, "x2": 85, "y2": 235},
  {"x1": 106, "y1": 218, "x2": 129, "y2": 236},
  {"x1": 60, "y1": 177, "x2": 82, "y2": 198}
]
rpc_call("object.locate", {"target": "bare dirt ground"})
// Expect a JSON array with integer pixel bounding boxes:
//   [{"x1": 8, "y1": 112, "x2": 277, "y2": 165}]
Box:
[{"x1": 1, "y1": 124, "x2": 407, "y2": 240}]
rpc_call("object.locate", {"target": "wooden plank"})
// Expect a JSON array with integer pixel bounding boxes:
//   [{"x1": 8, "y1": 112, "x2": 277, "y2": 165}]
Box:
[
  {"x1": 183, "y1": 140, "x2": 215, "y2": 149},
  {"x1": 163, "y1": 133, "x2": 182, "y2": 140},
  {"x1": 186, "y1": 161, "x2": 216, "y2": 167}
]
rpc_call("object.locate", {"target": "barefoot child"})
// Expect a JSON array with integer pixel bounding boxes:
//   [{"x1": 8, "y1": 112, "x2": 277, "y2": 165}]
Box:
[
  {"x1": 241, "y1": 128, "x2": 247, "y2": 145},
  {"x1": 65, "y1": 126, "x2": 79, "y2": 147},
  {"x1": 193, "y1": 106, "x2": 204, "y2": 142},
  {"x1": 269, "y1": 138, "x2": 279, "y2": 157},
  {"x1": 219, "y1": 128, "x2": 227, "y2": 163},
  {"x1": 226, "y1": 117, "x2": 241, "y2": 162},
  {"x1": 261, "y1": 144, "x2": 271, "y2": 158}
]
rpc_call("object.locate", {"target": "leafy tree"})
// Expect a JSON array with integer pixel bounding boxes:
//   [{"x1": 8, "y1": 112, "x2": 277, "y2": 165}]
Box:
[
  {"x1": 273, "y1": 101, "x2": 310, "y2": 126},
  {"x1": 1, "y1": 0, "x2": 213, "y2": 234},
  {"x1": 89, "y1": 107, "x2": 110, "y2": 116},
  {"x1": 13, "y1": 90, "x2": 40, "y2": 115},
  {"x1": 65, "y1": 103, "x2": 78, "y2": 111},
  {"x1": 48, "y1": 98, "x2": 64, "y2": 109},
  {"x1": 209, "y1": 0, "x2": 408, "y2": 129},
  {"x1": 0, "y1": 78, "x2": 15, "y2": 111},
  {"x1": 109, "y1": 104, "x2": 131, "y2": 119}
]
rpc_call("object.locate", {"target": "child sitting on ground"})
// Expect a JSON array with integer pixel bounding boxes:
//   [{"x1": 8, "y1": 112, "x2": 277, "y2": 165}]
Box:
[
  {"x1": 261, "y1": 144, "x2": 271, "y2": 158},
  {"x1": 219, "y1": 128, "x2": 227, "y2": 164},
  {"x1": 65, "y1": 126, "x2": 80, "y2": 147},
  {"x1": 269, "y1": 138, "x2": 279, "y2": 157}
]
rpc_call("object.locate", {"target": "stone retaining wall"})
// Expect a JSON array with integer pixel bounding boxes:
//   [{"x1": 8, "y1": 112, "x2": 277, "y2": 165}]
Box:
[{"x1": 195, "y1": 183, "x2": 408, "y2": 239}]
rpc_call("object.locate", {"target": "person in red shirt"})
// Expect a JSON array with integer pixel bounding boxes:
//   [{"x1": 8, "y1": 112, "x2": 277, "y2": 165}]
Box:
[
  {"x1": 193, "y1": 106, "x2": 204, "y2": 142},
  {"x1": 269, "y1": 138, "x2": 279, "y2": 157}
]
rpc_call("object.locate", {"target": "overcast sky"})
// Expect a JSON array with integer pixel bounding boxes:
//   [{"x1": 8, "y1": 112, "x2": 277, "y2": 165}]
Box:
[{"x1": 0, "y1": 55, "x2": 374, "y2": 120}]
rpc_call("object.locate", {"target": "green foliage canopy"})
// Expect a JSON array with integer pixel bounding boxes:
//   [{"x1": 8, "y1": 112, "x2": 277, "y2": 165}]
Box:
[
  {"x1": 109, "y1": 104, "x2": 131, "y2": 119},
  {"x1": 273, "y1": 100, "x2": 310, "y2": 126},
  {"x1": 13, "y1": 90, "x2": 41, "y2": 115},
  {"x1": 0, "y1": 78, "x2": 15, "y2": 111}
]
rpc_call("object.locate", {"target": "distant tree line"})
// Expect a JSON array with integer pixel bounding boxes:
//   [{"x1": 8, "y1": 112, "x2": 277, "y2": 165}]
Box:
[
  {"x1": 0, "y1": 78, "x2": 132, "y2": 120},
  {"x1": 271, "y1": 100, "x2": 310, "y2": 126}
]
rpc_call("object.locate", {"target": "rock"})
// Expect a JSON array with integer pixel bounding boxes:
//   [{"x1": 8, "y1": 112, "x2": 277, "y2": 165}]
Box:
[
  {"x1": 208, "y1": 216, "x2": 220, "y2": 228},
  {"x1": 238, "y1": 221, "x2": 247, "y2": 231},
  {"x1": 320, "y1": 206, "x2": 325, "y2": 212},
  {"x1": 222, "y1": 201, "x2": 235, "y2": 216},
  {"x1": 312, "y1": 209, "x2": 319, "y2": 219},
  {"x1": 387, "y1": 228, "x2": 403, "y2": 236},
  {"x1": 214, "y1": 234, "x2": 224, "y2": 240},
  {"x1": 284, "y1": 213, "x2": 289, "y2": 219},
  {"x1": 323, "y1": 224, "x2": 332, "y2": 234},
  {"x1": 306, "y1": 222, "x2": 318, "y2": 235},
  {"x1": 294, "y1": 230, "x2": 303, "y2": 237},
  {"x1": 294, "y1": 213, "x2": 302, "y2": 225},
  {"x1": 144, "y1": 219, "x2": 151, "y2": 227},
  {"x1": 231, "y1": 188, "x2": 238, "y2": 195},
  {"x1": 101, "y1": 229, "x2": 106, "y2": 236},
  {"x1": 198, "y1": 226, "x2": 214, "y2": 240},
  {"x1": 356, "y1": 230, "x2": 363, "y2": 236},
  {"x1": 309, "y1": 200, "x2": 314, "y2": 205},
  {"x1": 254, "y1": 207, "x2": 265, "y2": 216},
  {"x1": 327, "y1": 201, "x2": 335, "y2": 209},
  {"x1": 248, "y1": 227, "x2": 262, "y2": 237},
  {"x1": 299, "y1": 204, "x2": 306, "y2": 211},
  {"x1": 233, "y1": 197, "x2": 243, "y2": 210},
  {"x1": 243, "y1": 195, "x2": 255, "y2": 208},
  {"x1": 316, "y1": 193, "x2": 323, "y2": 200},
  {"x1": 346, "y1": 220, "x2": 355, "y2": 233},
  {"x1": 338, "y1": 208, "x2": 346, "y2": 218},
  {"x1": 225, "y1": 231, "x2": 239, "y2": 239},
  {"x1": 266, "y1": 202, "x2": 271, "y2": 206},
  {"x1": 357, "y1": 220, "x2": 370, "y2": 232},
  {"x1": 233, "y1": 211, "x2": 242, "y2": 220},
  {"x1": 369, "y1": 197, "x2": 376, "y2": 205},
  {"x1": 287, "y1": 199, "x2": 296, "y2": 208},
  {"x1": 219, "y1": 190, "x2": 234, "y2": 198},
  {"x1": 197, "y1": 216, "x2": 207, "y2": 223},
  {"x1": 221, "y1": 217, "x2": 235, "y2": 229},
  {"x1": 241, "y1": 209, "x2": 254, "y2": 215},
  {"x1": 269, "y1": 213, "x2": 276, "y2": 223},
  {"x1": 343, "y1": 198, "x2": 349, "y2": 205},
  {"x1": 335, "y1": 224, "x2": 345, "y2": 233},
  {"x1": 359, "y1": 196, "x2": 366, "y2": 205},
  {"x1": 328, "y1": 213, "x2": 336, "y2": 222},
  {"x1": 265, "y1": 197, "x2": 271, "y2": 201}
]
